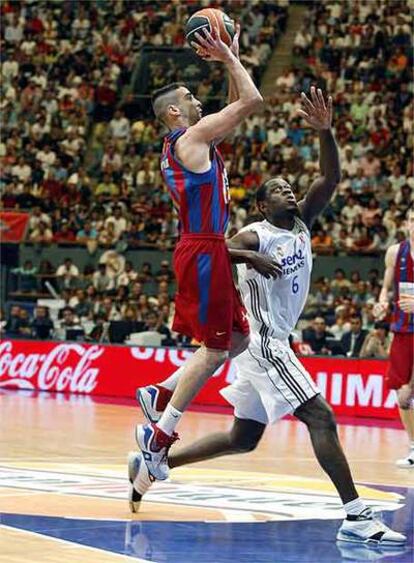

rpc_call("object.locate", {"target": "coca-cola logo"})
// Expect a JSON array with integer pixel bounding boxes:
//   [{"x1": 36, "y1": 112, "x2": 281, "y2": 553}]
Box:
[{"x1": 0, "y1": 341, "x2": 104, "y2": 393}]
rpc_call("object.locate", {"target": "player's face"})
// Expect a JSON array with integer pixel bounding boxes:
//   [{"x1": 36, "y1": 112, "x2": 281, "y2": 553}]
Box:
[
  {"x1": 261, "y1": 179, "x2": 299, "y2": 221},
  {"x1": 178, "y1": 87, "x2": 203, "y2": 125}
]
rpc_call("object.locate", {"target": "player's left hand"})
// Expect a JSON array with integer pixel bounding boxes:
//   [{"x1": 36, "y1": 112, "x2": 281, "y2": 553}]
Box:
[
  {"x1": 398, "y1": 294, "x2": 414, "y2": 313},
  {"x1": 398, "y1": 384, "x2": 414, "y2": 409},
  {"x1": 248, "y1": 252, "x2": 283, "y2": 279},
  {"x1": 298, "y1": 86, "x2": 333, "y2": 130}
]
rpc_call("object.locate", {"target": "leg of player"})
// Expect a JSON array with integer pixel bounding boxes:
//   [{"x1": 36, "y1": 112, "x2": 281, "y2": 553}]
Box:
[
  {"x1": 135, "y1": 341, "x2": 248, "y2": 481},
  {"x1": 128, "y1": 418, "x2": 264, "y2": 513},
  {"x1": 294, "y1": 396, "x2": 359, "y2": 504},
  {"x1": 169, "y1": 417, "x2": 265, "y2": 468},
  {"x1": 396, "y1": 383, "x2": 414, "y2": 468},
  {"x1": 136, "y1": 331, "x2": 249, "y2": 424},
  {"x1": 294, "y1": 395, "x2": 406, "y2": 546}
]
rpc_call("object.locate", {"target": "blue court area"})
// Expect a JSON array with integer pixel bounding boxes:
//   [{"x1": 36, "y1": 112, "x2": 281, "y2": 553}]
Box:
[{"x1": 2, "y1": 484, "x2": 413, "y2": 563}]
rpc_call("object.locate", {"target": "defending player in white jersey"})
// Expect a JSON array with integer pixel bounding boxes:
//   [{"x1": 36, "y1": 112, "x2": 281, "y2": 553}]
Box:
[{"x1": 129, "y1": 88, "x2": 406, "y2": 546}]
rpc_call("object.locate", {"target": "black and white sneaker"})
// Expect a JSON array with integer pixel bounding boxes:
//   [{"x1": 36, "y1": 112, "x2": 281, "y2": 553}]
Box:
[
  {"x1": 337, "y1": 508, "x2": 407, "y2": 547},
  {"x1": 395, "y1": 452, "x2": 414, "y2": 468}
]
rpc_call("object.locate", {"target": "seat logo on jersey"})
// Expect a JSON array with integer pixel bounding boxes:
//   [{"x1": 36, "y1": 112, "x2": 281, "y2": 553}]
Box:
[{"x1": 280, "y1": 249, "x2": 305, "y2": 275}]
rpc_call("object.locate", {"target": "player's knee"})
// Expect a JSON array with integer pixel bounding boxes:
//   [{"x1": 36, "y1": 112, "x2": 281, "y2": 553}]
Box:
[
  {"x1": 229, "y1": 426, "x2": 261, "y2": 453},
  {"x1": 316, "y1": 404, "x2": 337, "y2": 432},
  {"x1": 230, "y1": 334, "x2": 250, "y2": 358},
  {"x1": 229, "y1": 433, "x2": 259, "y2": 453},
  {"x1": 239, "y1": 334, "x2": 250, "y2": 354},
  {"x1": 296, "y1": 396, "x2": 337, "y2": 433},
  {"x1": 204, "y1": 348, "x2": 229, "y2": 371}
]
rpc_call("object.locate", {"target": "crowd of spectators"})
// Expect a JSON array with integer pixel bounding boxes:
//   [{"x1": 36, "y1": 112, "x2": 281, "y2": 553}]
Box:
[
  {"x1": 0, "y1": 0, "x2": 288, "y2": 250},
  {"x1": 2, "y1": 259, "x2": 395, "y2": 357},
  {"x1": 1, "y1": 1, "x2": 412, "y2": 349},
  {"x1": 4, "y1": 251, "x2": 181, "y2": 346},
  {"x1": 296, "y1": 267, "x2": 392, "y2": 358}
]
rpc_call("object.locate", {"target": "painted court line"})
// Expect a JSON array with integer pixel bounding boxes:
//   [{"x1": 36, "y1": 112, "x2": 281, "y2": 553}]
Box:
[{"x1": 0, "y1": 525, "x2": 156, "y2": 563}]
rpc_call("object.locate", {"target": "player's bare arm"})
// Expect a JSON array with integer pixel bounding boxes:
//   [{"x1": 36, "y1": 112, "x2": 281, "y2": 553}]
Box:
[
  {"x1": 176, "y1": 27, "x2": 263, "y2": 173},
  {"x1": 374, "y1": 244, "x2": 399, "y2": 319},
  {"x1": 297, "y1": 87, "x2": 341, "y2": 228},
  {"x1": 226, "y1": 230, "x2": 282, "y2": 279}
]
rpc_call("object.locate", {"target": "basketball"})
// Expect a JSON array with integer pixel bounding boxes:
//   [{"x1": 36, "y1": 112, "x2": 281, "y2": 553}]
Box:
[{"x1": 185, "y1": 8, "x2": 235, "y2": 50}]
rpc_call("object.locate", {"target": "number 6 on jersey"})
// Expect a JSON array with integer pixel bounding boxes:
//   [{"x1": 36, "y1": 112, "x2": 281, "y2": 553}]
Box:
[{"x1": 292, "y1": 275, "x2": 299, "y2": 294}]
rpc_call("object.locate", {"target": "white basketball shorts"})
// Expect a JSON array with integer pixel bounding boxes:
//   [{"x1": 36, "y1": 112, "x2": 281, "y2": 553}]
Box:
[{"x1": 221, "y1": 333, "x2": 319, "y2": 425}]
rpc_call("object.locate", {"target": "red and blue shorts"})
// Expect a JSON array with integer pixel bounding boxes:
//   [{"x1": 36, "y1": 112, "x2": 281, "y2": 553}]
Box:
[
  {"x1": 172, "y1": 234, "x2": 249, "y2": 351},
  {"x1": 386, "y1": 332, "x2": 414, "y2": 390}
]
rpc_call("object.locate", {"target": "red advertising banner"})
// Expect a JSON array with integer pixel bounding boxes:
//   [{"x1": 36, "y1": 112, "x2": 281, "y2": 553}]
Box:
[
  {"x1": 0, "y1": 340, "x2": 398, "y2": 419},
  {"x1": 0, "y1": 211, "x2": 30, "y2": 243}
]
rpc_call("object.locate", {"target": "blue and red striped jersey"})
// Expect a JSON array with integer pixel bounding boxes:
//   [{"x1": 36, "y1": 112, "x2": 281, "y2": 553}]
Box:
[
  {"x1": 160, "y1": 128, "x2": 230, "y2": 235},
  {"x1": 391, "y1": 240, "x2": 414, "y2": 333}
]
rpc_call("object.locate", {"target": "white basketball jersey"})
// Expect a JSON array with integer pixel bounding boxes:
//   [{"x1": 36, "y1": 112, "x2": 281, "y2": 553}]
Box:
[{"x1": 236, "y1": 218, "x2": 312, "y2": 341}]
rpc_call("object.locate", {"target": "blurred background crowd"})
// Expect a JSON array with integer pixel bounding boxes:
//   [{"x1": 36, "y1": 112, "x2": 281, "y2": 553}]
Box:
[{"x1": 1, "y1": 0, "x2": 412, "y2": 352}]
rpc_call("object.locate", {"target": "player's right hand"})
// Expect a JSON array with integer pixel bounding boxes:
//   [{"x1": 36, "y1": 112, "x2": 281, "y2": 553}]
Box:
[
  {"x1": 194, "y1": 27, "x2": 234, "y2": 64},
  {"x1": 248, "y1": 252, "x2": 283, "y2": 279},
  {"x1": 373, "y1": 301, "x2": 389, "y2": 320}
]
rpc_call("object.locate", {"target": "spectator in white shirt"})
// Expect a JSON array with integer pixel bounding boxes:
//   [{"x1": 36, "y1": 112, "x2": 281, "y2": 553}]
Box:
[
  {"x1": 102, "y1": 146, "x2": 122, "y2": 172},
  {"x1": 56, "y1": 258, "x2": 80, "y2": 289},
  {"x1": 267, "y1": 121, "x2": 287, "y2": 147},
  {"x1": 93, "y1": 264, "x2": 115, "y2": 293},
  {"x1": 117, "y1": 260, "x2": 138, "y2": 287},
  {"x1": 104, "y1": 207, "x2": 129, "y2": 238},
  {"x1": 341, "y1": 196, "x2": 363, "y2": 228},
  {"x1": 29, "y1": 207, "x2": 52, "y2": 231},
  {"x1": 11, "y1": 157, "x2": 32, "y2": 184},
  {"x1": 36, "y1": 145, "x2": 56, "y2": 172},
  {"x1": 341, "y1": 146, "x2": 359, "y2": 177},
  {"x1": 109, "y1": 110, "x2": 130, "y2": 142}
]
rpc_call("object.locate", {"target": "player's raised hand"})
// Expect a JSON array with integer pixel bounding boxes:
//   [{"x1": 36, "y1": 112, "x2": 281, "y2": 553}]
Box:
[
  {"x1": 248, "y1": 252, "x2": 283, "y2": 279},
  {"x1": 194, "y1": 27, "x2": 234, "y2": 64},
  {"x1": 298, "y1": 86, "x2": 333, "y2": 130}
]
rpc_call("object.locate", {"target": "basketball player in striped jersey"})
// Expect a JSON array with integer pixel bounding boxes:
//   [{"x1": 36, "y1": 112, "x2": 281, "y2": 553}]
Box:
[
  {"x1": 376, "y1": 208, "x2": 414, "y2": 468},
  {"x1": 132, "y1": 27, "x2": 285, "y2": 484},
  {"x1": 130, "y1": 88, "x2": 406, "y2": 546}
]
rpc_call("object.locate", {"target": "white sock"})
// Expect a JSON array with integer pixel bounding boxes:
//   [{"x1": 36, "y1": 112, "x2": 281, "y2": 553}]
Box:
[
  {"x1": 343, "y1": 497, "x2": 368, "y2": 517},
  {"x1": 409, "y1": 441, "x2": 414, "y2": 451},
  {"x1": 159, "y1": 367, "x2": 185, "y2": 391},
  {"x1": 157, "y1": 403, "x2": 182, "y2": 436}
]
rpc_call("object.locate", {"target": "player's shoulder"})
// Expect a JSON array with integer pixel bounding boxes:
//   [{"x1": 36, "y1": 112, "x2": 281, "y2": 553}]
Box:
[
  {"x1": 385, "y1": 243, "x2": 401, "y2": 264},
  {"x1": 239, "y1": 220, "x2": 268, "y2": 235},
  {"x1": 295, "y1": 216, "x2": 311, "y2": 236}
]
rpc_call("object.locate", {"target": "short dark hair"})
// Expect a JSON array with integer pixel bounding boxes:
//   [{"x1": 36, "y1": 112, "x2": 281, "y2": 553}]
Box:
[
  {"x1": 151, "y1": 82, "x2": 186, "y2": 120},
  {"x1": 256, "y1": 182, "x2": 270, "y2": 205},
  {"x1": 151, "y1": 82, "x2": 185, "y2": 104},
  {"x1": 351, "y1": 313, "x2": 362, "y2": 321}
]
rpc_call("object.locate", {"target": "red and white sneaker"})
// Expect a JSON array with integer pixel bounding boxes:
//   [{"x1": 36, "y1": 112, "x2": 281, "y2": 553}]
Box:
[
  {"x1": 135, "y1": 422, "x2": 178, "y2": 481},
  {"x1": 127, "y1": 451, "x2": 155, "y2": 513},
  {"x1": 136, "y1": 385, "x2": 173, "y2": 423}
]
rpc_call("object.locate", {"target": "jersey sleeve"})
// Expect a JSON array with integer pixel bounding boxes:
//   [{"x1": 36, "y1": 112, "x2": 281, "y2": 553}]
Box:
[{"x1": 242, "y1": 223, "x2": 272, "y2": 255}]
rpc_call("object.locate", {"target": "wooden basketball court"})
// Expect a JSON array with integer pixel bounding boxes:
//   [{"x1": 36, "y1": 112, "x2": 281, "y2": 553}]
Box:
[{"x1": 0, "y1": 390, "x2": 413, "y2": 562}]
